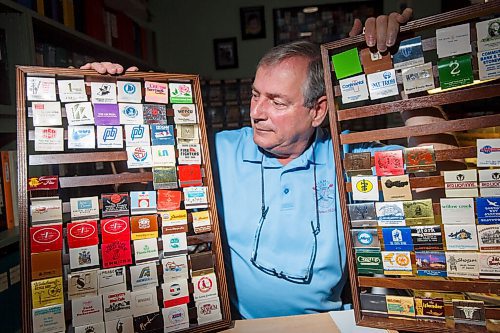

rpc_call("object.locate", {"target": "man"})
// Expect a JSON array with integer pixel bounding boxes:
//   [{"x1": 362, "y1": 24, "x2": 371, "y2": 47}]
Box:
[
  {"x1": 213, "y1": 40, "x2": 411, "y2": 319},
  {"x1": 84, "y1": 9, "x2": 420, "y2": 319}
]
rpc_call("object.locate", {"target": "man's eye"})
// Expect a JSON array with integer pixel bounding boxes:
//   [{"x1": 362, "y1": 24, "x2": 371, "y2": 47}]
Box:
[{"x1": 272, "y1": 100, "x2": 286, "y2": 107}]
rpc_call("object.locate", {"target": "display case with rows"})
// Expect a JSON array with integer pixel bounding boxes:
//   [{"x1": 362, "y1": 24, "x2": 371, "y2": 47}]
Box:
[
  {"x1": 321, "y1": 1, "x2": 500, "y2": 332},
  {"x1": 16, "y1": 66, "x2": 231, "y2": 333}
]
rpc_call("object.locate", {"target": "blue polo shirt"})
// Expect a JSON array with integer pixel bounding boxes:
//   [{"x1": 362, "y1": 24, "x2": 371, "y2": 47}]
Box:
[{"x1": 214, "y1": 127, "x2": 396, "y2": 319}]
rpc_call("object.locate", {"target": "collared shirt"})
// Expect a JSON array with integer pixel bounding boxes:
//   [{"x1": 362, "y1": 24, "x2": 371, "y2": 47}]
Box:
[{"x1": 214, "y1": 127, "x2": 398, "y2": 319}]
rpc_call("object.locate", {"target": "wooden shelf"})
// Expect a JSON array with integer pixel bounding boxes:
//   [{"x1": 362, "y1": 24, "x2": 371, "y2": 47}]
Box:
[
  {"x1": 29, "y1": 151, "x2": 127, "y2": 165},
  {"x1": 358, "y1": 277, "x2": 500, "y2": 294},
  {"x1": 0, "y1": 227, "x2": 19, "y2": 249},
  {"x1": 337, "y1": 83, "x2": 500, "y2": 121},
  {"x1": 340, "y1": 114, "x2": 500, "y2": 145},
  {"x1": 58, "y1": 172, "x2": 153, "y2": 188},
  {"x1": 358, "y1": 316, "x2": 491, "y2": 333}
]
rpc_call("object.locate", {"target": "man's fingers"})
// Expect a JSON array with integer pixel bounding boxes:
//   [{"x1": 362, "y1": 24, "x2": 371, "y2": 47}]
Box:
[
  {"x1": 126, "y1": 66, "x2": 140, "y2": 72},
  {"x1": 79, "y1": 62, "x2": 132, "y2": 74},
  {"x1": 386, "y1": 12, "x2": 400, "y2": 47},
  {"x1": 398, "y1": 8, "x2": 413, "y2": 24},
  {"x1": 364, "y1": 17, "x2": 377, "y2": 47},
  {"x1": 376, "y1": 15, "x2": 388, "y2": 52},
  {"x1": 349, "y1": 18, "x2": 363, "y2": 37},
  {"x1": 91, "y1": 62, "x2": 107, "y2": 74}
]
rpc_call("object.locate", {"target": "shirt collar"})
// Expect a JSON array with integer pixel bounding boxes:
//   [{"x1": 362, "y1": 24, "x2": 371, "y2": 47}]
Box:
[{"x1": 242, "y1": 127, "x2": 328, "y2": 167}]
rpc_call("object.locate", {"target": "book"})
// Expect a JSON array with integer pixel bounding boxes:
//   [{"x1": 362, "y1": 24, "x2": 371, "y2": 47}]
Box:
[
  {"x1": 62, "y1": 0, "x2": 75, "y2": 29},
  {"x1": 8, "y1": 151, "x2": 18, "y2": 227},
  {"x1": 0, "y1": 169, "x2": 7, "y2": 231},
  {"x1": 84, "y1": 0, "x2": 106, "y2": 42},
  {"x1": 73, "y1": 0, "x2": 85, "y2": 32},
  {"x1": 36, "y1": 0, "x2": 45, "y2": 16},
  {"x1": 115, "y1": 12, "x2": 135, "y2": 54},
  {"x1": 1, "y1": 151, "x2": 14, "y2": 229}
]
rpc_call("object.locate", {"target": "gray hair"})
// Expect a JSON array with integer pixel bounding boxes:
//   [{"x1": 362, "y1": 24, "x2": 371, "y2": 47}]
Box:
[{"x1": 257, "y1": 40, "x2": 325, "y2": 109}]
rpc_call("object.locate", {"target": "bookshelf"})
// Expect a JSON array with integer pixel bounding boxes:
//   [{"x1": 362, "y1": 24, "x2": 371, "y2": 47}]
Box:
[{"x1": 0, "y1": 0, "x2": 161, "y2": 135}]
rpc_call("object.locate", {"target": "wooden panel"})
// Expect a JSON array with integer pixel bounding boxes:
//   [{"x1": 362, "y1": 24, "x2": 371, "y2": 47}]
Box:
[
  {"x1": 29, "y1": 151, "x2": 127, "y2": 165},
  {"x1": 358, "y1": 277, "x2": 500, "y2": 294},
  {"x1": 340, "y1": 114, "x2": 500, "y2": 145},
  {"x1": 58, "y1": 172, "x2": 153, "y2": 188},
  {"x1": 337, "y1": 84, "x2": 500, "y2": 121},
  {"x1": 358, "y1": 316, "x2": 491, "y2": 333},
  {"x1": 434, "y1": 147, "x2": 477, "y2": 161},
  {"x1": 17, "y1": 66, "x2": 198, "y2": 81},
  {"x1": 16, "y1": 66, "x2": 31, "y2": 333},
  {"x1": 321, "y1": 1, "x2": 499, "y2": 51}
]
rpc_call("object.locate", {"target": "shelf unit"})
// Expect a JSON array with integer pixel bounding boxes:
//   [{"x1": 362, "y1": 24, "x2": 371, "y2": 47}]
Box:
[
  {"x1": 0, "y1": 0, "x2": 160, "y2": 134},
  {"x1": 321, "y1": 1, "x2": 500, "y2": 332},
  {"x1": 16, "y1": 67, "x2": 231, "y2": 333}
]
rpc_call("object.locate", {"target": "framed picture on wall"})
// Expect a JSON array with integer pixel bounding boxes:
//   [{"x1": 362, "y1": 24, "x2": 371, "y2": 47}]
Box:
[
  {"x1": 240, "y1": 6, "x2": 266, "y2": 39},
  {"x1": 273, "y1": 1, "x2": 382, "y2": 45},
  {"x1": 214, "y1": 37, "x2": 239, "y2": 70}
]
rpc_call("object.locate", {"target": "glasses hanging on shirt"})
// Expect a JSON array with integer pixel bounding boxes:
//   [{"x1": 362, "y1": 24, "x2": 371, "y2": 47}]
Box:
[{"x1": 249, "y1": 151, "x2": 320, "y2": 284}]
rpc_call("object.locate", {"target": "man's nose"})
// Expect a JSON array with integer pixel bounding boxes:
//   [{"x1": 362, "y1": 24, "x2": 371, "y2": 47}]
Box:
[{"x1": 250, "y1": 98, "x2": 266, "y2": 120}]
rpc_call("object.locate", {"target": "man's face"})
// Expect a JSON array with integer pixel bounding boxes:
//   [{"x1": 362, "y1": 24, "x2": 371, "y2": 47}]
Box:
[{"x1": 250, "y1": 56, "x2": 316, "y2": 159}]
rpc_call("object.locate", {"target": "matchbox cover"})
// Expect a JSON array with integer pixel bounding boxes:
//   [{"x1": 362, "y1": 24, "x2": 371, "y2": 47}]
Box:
[
  {"x1": 67, "y1": 221, "x2": 99, "y2": 248},
  {"x1": 101, "y1": 240, "x2": 133, "y2": 269},
  {"x1": 28, "y1": 176, "x2": 59, "y2": 191},
  {"x1": 157, "y1": 190, "x2": 182, "y2": 211},
  {"x1": 130, "y1": 215, "x2": 158, "y2": 235},
  {"x1": 101, "y1": 217, "x2": 131, "y2": 243},
  {"x1": 30, "y1": 224, "x2": 63, "y2": 253}
]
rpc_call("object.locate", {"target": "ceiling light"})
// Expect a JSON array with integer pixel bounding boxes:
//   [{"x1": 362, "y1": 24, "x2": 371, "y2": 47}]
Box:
[{"x1": 303, "y1": 7, "x2": 318, "y2": 13}]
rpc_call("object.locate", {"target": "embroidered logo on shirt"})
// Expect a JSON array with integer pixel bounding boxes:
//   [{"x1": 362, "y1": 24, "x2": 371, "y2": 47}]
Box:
[{"x1": 314, "y1": 180, "x2": 335, "y2": 212}]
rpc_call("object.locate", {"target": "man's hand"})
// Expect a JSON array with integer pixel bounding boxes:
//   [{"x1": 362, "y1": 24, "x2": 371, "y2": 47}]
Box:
[
  {"x1": 80, "y1": 62, "x2": 139, "y2": 74},
  {"x1": 349, "y1": 8, "x2": 413, "y2": 53}
]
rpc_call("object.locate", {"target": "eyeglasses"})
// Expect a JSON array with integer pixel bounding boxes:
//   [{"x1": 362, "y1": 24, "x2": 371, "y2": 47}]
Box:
[{"x1": 249, "y1": 152, "x2": 320, "y2": 284}]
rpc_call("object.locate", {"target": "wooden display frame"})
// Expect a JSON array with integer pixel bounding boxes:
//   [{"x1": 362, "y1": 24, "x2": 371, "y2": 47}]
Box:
[
  {"x1": 16, "y1": 67, "x2": 232, "y2": 332},
  {"x1": 321, "y1": 2, "x2": 500, "y2": 333}
]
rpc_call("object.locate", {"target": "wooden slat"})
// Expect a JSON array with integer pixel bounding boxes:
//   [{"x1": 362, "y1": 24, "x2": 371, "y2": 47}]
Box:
[
  {"x1": 337, "y1": 83, "x2": 500, "y2": 121},
  {"x1": 434, "y1": 146, "x2": 477, "y2": 161},
  {"x1": 16, "y1": 67, "x2": 32, "y2": 333},
  {"x1": 340, "y1": 114, "x2": 500, "y2": 145},
  {"x1": 346, "y1": 175, "x2": 444, "y2": 192},
  {"x1": 321, "y1": 1, "x2": 500, "y2": 51},
  {"x1": 58, "y1": 172, "x2": 152, "y2": 188},
  {"x1": 358, "y1": 277, "x2": 500, "y2": 294},
  {"x1": 358, "y1": 316, "x2": 491, "y2": 333},
  {"x1": 29, "y1": 151, "x2": 127, "y2": 165},
  {"x1": 17, "y1": 66, "x2": 197, "y2": 81},
  {"x1": 188, "y1": 232, "x2": 214, "y2": 245}
]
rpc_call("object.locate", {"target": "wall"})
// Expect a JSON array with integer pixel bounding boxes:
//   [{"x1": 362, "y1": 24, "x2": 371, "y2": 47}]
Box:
[{"x1": 150, "y1": 0, "x2": 441, "y2": 80}]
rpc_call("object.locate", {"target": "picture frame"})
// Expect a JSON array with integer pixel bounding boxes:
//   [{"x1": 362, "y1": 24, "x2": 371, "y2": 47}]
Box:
[
  {"x1": 240, "y1": 6, "x2": 266, "y2": 40},
  {"x1": 213, "y1": 37, "x2": 239, "y2": 70},
  {"x1": 273, "y1": 1, "x2": 382, "y2": 45}
]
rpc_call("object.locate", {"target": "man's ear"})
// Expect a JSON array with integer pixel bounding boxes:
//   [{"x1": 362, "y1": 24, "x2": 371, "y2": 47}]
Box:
[{"x1": 311, "y1": 96, "x2": 328, "y2": 128}]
